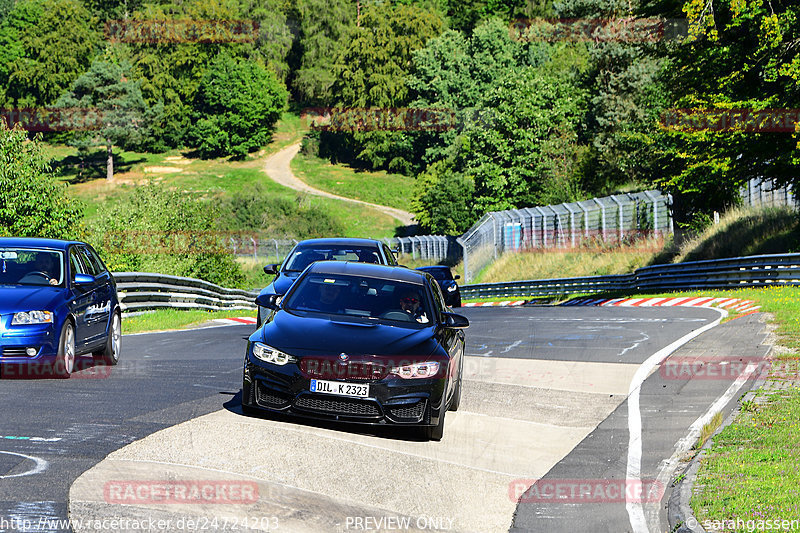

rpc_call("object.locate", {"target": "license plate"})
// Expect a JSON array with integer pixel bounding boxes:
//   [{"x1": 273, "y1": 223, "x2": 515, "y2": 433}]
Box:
[{"x1": 310, "y1": 379, "x2": 369, "y2": 398}]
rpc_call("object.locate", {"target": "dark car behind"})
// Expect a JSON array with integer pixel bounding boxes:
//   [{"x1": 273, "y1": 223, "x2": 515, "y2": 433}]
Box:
[
  {"x1": 255, "y1": 238, "x2": 398, "y2": 326},
  {"x1": 415, "y1": 266, "x2": 461, "y2": 308}
]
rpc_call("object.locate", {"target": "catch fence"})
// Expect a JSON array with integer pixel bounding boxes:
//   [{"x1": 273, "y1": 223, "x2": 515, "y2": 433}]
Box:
[{"x1": 456, "y1": 191, "x2": 673, "y2": 283}]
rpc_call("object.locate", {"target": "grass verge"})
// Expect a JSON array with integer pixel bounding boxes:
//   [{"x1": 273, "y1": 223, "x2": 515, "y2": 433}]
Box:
[
  {"x1": 690, "y1": 387, "x2": 800, "y2": 529},
  {"x1": 291, "y1": 152, "x2": 414, "y2": 211},
  {"x1": 123, "y1": 308, "x2": 256, "y2": 334}
]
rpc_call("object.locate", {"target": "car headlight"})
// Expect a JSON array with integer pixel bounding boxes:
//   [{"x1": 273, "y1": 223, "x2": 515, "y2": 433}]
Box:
[
  {"x1": 252, "y1": 342, "x2": 296, "y2": 365},
  {"x1": 12, "y1": 311, "x2": 53, "y2": 325},
  {"x1": 390, "y1": 361, "x2": 441, "y2": 379},
  {"x1": 447, "y1": 285, "x2": 457, "y2": 292}
]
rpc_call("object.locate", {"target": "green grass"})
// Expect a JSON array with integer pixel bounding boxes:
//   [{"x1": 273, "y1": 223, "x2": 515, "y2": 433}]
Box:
[
  {"x1": 291, "y1": 152, "x2": 415, "y2": 211},
  {"x1": 123, "y1": 308, "x2": 256, "y2": 334},
  {"x1": 52, "y1": 112, "x2": 402, "y2": 239},
  {"x1": 474, "y1": 239, "x2": 664, "y2": 284},
  {"x1": 691, "y1": 387, "x2": 800, "y2": 529}
]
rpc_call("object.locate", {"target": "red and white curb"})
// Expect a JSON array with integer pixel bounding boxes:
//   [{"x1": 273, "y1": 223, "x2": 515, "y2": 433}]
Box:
[
  {"x1": 562, "y1": 297, "x2": 760, "y2": 313},
  {"x1": 213, "y1": 317, "x2": 258, "y2": 325},
  {"x1": 463, "y1": 300, "x2": 527, "y2": 307}
]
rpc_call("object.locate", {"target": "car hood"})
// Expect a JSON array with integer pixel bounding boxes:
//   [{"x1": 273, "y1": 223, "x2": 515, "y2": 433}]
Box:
[
  {"x1": 252, "y1": 311, "x2": 438, "y2": 357},
  {"x1": 257, "y1": 272, "x2": 300, "y2": 298},
  {"x1": 0, "y1": 286, "x2": 62, "y2": 314}
]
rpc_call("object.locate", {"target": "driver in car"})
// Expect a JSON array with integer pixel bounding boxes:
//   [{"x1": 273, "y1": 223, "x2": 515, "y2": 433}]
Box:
[
  {"x1": 316, "y1": 282, "x2": 346, "y2": 314},
  {"x1": 399, "y1": 290, "x2": 429, "y2": 324},
  {"x1": 31, "y1": 253, "x2": 59, "y2": 286}
]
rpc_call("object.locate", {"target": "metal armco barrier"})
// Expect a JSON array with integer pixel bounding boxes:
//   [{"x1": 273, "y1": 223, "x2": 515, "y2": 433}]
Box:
[
  {"x1": 112, "y1": 272, "x2": 259, "y2": 312},
  {"x1": 460, "y1": 253, "x2": 800, "y2": 300}
]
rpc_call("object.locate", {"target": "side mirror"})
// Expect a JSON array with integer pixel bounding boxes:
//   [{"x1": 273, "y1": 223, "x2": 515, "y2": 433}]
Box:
[
  {"x1": 442, "y1": 312, "x2": 469, "y2": 329},
  {"x1": 255, "y1": 293, "x2": 281, "y2": 310},
  {"x1": 263, "y1": 264, "x2": 278, "y2": 275},
  {"x1": 74, "y1": 273, "x2": 95, "y2": 285},
  {"x1": 454, "y1": 275, "x2": 461, "y2": 280}
]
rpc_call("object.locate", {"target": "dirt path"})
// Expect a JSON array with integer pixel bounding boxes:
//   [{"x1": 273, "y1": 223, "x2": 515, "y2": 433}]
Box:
[{"x1": 263, "y1": 143, "x2": 416, "y2": 227}]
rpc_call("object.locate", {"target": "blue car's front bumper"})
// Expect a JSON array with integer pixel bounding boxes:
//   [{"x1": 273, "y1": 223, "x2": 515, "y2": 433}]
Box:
[{"x1": 0, "y1": 313, "x2": 59, "y2": 367}]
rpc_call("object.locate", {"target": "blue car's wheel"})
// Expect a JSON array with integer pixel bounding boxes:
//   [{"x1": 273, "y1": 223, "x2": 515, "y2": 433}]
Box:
[
  {"x1": 54, "y1": 321, "x2": 76, "y2": 378},
  {"x1": 93, "y1": 312, "x2": 121, "y2": 365}
]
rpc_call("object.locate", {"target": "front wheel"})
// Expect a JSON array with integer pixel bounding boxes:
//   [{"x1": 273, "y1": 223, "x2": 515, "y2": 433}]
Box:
[
  {"x1": 423, "y1": 407, "x2": 446, "y2": 441},
  {"x1": 54, "y1": 321, "x2": 76, "y2": 378},
  {"x1": 94, "y1": 312, "x2": 121, "y2": 365}
]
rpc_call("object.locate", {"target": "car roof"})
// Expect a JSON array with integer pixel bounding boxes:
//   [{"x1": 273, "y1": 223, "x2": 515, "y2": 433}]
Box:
[
  {"x1": 0, "y1": 237, "x2": 82, "y2": 251},
  {"x1": 294, "y1": 238, "x2": 383, "y2": 248},
  {"x1": 306, "y1": 261, "x2": 427, "y2": 283},
  {"x1": 416, "y1": 265, "x2": 450, "y2": 271}
]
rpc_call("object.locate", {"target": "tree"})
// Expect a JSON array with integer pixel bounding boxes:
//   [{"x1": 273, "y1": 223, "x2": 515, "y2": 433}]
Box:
[
  {"x1": 318, "y1": 3, "x2": 444, "y2": 173},
  {"x1": 455, "y1": 67, "x2": 588, "y2": 214},
  {"x1": 0, "y1": 0, "x2": 100, "y2": 107},
  {"x1": 0, "y1": 123, "x2": 83, "y2": 238},
  {"x1": 649, "y1": 0, "x2": 800, "y2": 226},
  {"x1": 411, "y1": 160, "x2": 474, "y2": 235},
  {"x1": 56, "y1": 58, "x2": 150, "y2": 180},
  {"x1": 189, "y1": 52, "x2": 288, "y2": 158},
  {"x1": 290, "y1": 0, "x2": 355, "y2": 104}
]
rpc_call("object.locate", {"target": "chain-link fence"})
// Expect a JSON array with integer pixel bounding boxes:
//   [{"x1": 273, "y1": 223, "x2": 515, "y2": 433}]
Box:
[
  {"x1": 741, "y1": 178, "x2": 798, "y2": 209},
  {"x1": 229, "y1": 237, "x2": 460, "y2": 265},
  {"x1": 456, "y1": 190, "x2": 673, "y2": 283},
  {"x1": 391, "y1": 236, "x2": 461, "y2": 263}
]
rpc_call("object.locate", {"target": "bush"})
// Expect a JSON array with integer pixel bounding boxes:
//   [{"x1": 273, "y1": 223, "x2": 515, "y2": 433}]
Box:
[
  {"x1": 87, "y1": 183, "x2": 245, "y2": 287},
  {"x1": 0, "y1": 124, "x2": 83, "y2": 239}
]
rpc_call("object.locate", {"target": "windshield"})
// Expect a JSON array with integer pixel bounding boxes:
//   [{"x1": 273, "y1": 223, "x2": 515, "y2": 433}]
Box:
[
  {"x1": 0, "y1": 249, "x2": 65, "y2": 287},
  {"x1": 283, "y1": 246, "x2": 382, "y2": 272},
  {"x1": 284, "y1": 273, "x2": 431, "y2": 324},
  {"x1": 424, "y1": 268, "x2": 452, "y2": 281}
]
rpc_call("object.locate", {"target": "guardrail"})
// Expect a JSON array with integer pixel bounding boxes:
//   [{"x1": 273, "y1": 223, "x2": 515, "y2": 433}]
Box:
[
  {"x1": 112, "y1": 272, "x2": 259, "y2": 313},
  {"x1": 460, "y1": 253, "x2": 800, "y2": 300}
]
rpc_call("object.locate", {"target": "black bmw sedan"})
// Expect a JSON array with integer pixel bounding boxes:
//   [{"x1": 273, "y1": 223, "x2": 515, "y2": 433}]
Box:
[{"x1": 242, "y1": 261, "x2": 468, "y2": 441}]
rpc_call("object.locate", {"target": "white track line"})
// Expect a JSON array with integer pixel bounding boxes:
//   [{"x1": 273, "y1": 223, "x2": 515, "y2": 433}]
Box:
[
  {"x1": 644, "y1": 361, "x2": 758, "y2": 532},
  {"x1": 626, "y1": 307, "x2": 727, "y2": 533}
]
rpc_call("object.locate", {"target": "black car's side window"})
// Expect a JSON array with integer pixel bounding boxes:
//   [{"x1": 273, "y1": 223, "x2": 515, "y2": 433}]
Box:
[
  {"x1": 383, "y1": 244, "x2": 398, "y2": 265},
  {"x1": 429, "y1": 278, "x2": 448, "y2": 319}
]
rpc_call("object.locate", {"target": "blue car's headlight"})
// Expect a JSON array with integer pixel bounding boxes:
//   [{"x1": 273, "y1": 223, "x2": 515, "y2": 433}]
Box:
[
  {"x1": 252, "y1": 342, "x2": 296, "y2": 365},
  {"x1": 447, "y1": 285, "x2": 457, "y2": 292},
  {"x1": 12, "y1": 311, "x2": 53, "y2": 325}
]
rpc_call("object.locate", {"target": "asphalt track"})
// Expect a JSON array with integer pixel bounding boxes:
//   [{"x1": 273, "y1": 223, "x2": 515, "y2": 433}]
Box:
[{"x1": 0, "y1": 306, "x2": 771, "y2": 532}]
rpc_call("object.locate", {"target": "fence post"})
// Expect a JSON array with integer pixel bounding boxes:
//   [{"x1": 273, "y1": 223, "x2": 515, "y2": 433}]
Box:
[{"x1": 610, "y1": 195, "x2": 624, "y2": 243}]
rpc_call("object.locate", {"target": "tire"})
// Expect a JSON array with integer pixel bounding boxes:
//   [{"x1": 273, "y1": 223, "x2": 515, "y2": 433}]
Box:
[
  {"x1": 241, "y1": 377, "x2": 259, "y2": 416},
  {"x1": 94, "y1": 312, "x2": 121, "y2": 365},
  {"x1": 54, "y1": 320, "x2": 76, "y2": 379},
  {"x1": 449, "y1": 357, "x2": 463, "y2": 412},
  {"x1": 423, "y1": 407, "x2": 446, "y2": 441}
]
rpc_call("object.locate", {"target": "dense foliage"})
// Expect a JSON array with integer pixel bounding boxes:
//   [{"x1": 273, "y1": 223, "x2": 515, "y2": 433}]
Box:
[
  {"x1": 1, "y1": 0, "x2": 797, "y2": 248},
  {"x1": 0, "y1": 123, "x2": 83, "y2": 239}
]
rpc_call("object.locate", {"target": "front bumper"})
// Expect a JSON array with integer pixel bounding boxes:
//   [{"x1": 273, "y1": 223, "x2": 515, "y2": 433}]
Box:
[{"x1": 242, "y1": 355, "x2": 447, "y2": 426}]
